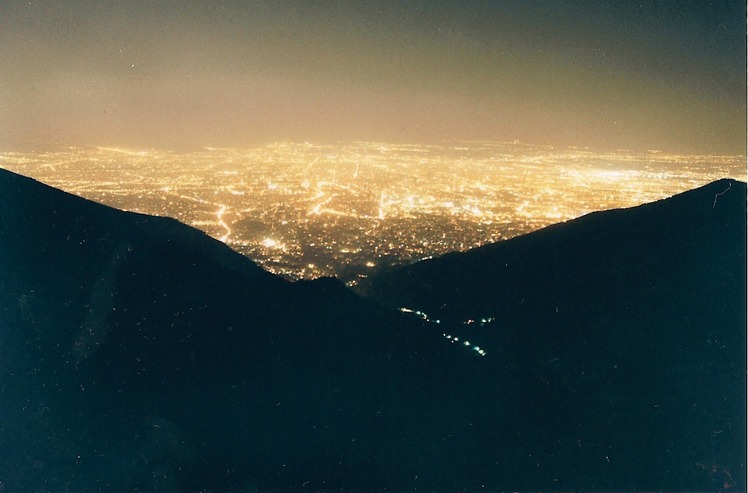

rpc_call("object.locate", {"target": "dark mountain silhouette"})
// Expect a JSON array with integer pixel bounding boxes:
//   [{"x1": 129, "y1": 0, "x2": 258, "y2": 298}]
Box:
[
  {"x1": 0, "y1": 168, "x2": 489, "y2": 492},
  {"x1": 1, "y1": 167, "x2": 745, "y2": 491},
  {"x1": 360, "y1": 178, "x2": 747, "y2": 490}
]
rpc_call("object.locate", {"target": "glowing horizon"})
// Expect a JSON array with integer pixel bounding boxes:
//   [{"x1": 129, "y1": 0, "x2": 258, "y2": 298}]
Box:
[
  {"x1": 0, "y1": 2, "x2": 744, "y2": 155},
  {"x1": 2, "y1": 142, "x2": 743, "y2": 281}
]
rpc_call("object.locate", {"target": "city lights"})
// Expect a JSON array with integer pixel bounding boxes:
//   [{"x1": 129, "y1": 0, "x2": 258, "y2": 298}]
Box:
[{"x1": 0, "y1": 142, "x2": 743, "y2": 283}]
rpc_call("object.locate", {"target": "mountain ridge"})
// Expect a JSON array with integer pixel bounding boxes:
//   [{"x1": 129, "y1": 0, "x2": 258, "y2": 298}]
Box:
[
  {"x1": 359, "y1": 177, "x2": 747, "y2": 489},
  {"x1": 0, "y1": 167, "x2": 480, "y2": 492},
  {"x1": 1, "y1": 168, "x2": 745, "y2": 491},
  {"x1": 359, "y1": 178, "x2": 746, "y2": 322}
]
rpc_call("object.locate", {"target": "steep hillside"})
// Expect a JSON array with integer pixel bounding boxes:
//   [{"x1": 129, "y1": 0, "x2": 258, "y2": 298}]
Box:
[
  {"x1": 1, "y1": 169, "x2": 744, "y2": 491},
  {"x1": 361, "y1": 179, "x2": 747, "y2": 489},
  {"x1": 0, "y1": 169, "x2": 486, "y2": 492}
]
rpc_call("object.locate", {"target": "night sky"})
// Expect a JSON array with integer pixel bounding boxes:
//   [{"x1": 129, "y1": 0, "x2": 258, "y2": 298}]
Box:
[{"x1": 0, "y1": 1, "x2": 744, "y2": 153}]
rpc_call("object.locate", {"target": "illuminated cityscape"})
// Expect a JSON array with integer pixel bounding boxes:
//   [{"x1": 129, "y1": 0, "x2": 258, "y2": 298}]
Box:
[{"x1": 1, "y1": 142, "x2": 744, "y2": 283}]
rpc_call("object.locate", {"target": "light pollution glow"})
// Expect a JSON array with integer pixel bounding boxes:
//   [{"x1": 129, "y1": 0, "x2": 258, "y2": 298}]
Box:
[
  {"x1": 0, "y1": 1, "x2": 745, "y2": 154},
  {"x1": 0, "y1": 142, "x2": 743, "y2": 281}
]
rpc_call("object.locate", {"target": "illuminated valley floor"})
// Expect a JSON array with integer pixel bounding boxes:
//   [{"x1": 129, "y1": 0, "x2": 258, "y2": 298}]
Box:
[{"x1": 1, "y1": 141, "x2": 744, "y2": 282}]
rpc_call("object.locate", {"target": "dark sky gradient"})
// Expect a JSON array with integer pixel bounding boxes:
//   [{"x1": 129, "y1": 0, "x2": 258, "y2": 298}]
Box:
[{"x1": 0, "y1": 0, "x2": 745, "y2": 153}]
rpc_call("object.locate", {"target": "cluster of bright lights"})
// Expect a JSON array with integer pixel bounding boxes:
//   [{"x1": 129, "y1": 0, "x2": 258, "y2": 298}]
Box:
[
  {"x1": 261, "y1": 238, "x2": 287, "y2": 251},
  {"x1": 0, "y1": 142, "x2": 743, "y2": 284},
  {"x1": 398, "y1": 307, "x2": 441, "y2": 324},
  {"x1": 463, "y1": 317, "x2": 495, "y2": 326},
  {"x1": 443, "y1": 334, "x2": 487, "y2": 356},
  {"x1": 399, "y1": 307, "x2": 489, "y2": 357}
]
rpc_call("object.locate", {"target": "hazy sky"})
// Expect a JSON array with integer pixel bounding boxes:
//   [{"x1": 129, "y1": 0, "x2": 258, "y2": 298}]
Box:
[{"x1": 1, "y1": 0, "x2": 745, "y2": 153}]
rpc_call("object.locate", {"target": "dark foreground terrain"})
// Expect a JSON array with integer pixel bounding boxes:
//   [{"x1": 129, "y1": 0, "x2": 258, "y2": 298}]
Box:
[
  {"x1": 1, "y1": 168, "x2": 745, "y2": 491},
  {"x1": 361, "y1": 178, "x2": 747, "y2": 490}
]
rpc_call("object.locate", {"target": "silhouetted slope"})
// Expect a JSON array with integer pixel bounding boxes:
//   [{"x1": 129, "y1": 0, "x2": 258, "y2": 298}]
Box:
[
  {"x1": 361, "y1": 178, "x2": 747, "y2": 489},
  {"x1": 362, "y1": 179, "x2": 745, "y2": 321},
  {"x1": 2, "y1": 168, "x2": 745, "y2": 492},
  {"x1": 0, "y1": 169, "x2": 489, "y2": 492}
]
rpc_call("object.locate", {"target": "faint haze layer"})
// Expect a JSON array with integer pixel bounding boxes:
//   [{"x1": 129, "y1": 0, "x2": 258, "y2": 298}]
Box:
[{"x1": 0, "y1": 0, "x2": 744, "y2": 153}]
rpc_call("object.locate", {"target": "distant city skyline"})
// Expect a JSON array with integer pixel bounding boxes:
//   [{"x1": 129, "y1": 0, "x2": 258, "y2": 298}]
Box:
[{"x1": 0, "y1": 1, "x2": 745, "y2": 154}]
